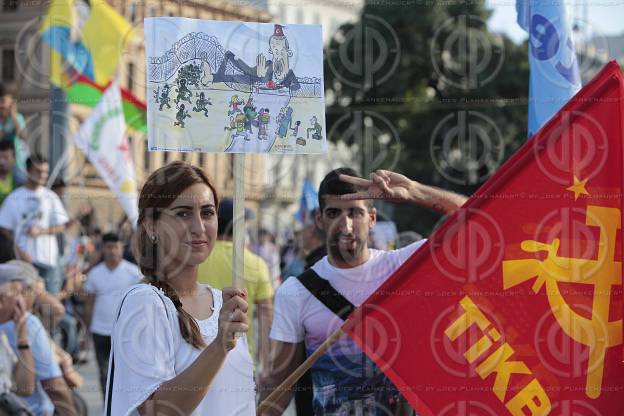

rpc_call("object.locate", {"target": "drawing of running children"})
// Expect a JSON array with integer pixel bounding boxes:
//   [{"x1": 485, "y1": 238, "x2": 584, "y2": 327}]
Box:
[
  {"x1": 201, "y1": 25, "x2": 300, "y2": 92},
  {"x1": 227, "y1": 113, "x2": 249, "y2": 140},
  {"x1": 290, "y1": 120, "x2": 301, "y2": 137},
  {"x1": 243, "y1": 98, "x2": 257, "y2": 134},
  {"x1": 174, "y1": 78, "x2": 193, "y2": 106},
  {"x1": 257, "y1": 109, "x2": 270, "y2": 139},
  {"x1": 157, "y1": 84, "x2": 172, "y2": 110},
  {"x1": 192, "y1": 92, "x2": 212, "y2": 117},
  {"x1": 228, "y1": 95, "x2": 245, "y2": 115},
  {"x1": 173, "y1": 104, "x2": 191, "y2": 128},
  {"x1": 276, "y1": 107, "x2": 293, "y2": 138},
  {"x1": 307, "y1": 116, "x2": 322, "y2": 140}
]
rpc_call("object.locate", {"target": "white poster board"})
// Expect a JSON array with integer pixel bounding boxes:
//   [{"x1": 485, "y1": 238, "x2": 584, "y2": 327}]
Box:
[{"x1": 145, "y1": 18, "x2": 326, "y2": 154}]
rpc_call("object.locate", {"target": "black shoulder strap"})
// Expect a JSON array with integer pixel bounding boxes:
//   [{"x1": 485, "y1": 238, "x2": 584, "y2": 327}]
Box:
[
  {"x1": 105, "y1": 286, "x2": 168, "y2": 416},
  {"x1": 296, "y1": 269, "x2": 355, "y2": 321}
]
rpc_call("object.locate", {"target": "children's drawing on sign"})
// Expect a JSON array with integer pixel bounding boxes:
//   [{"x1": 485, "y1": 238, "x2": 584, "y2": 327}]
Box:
[{"x1": 146, "y1": 18, "x2": 326, "y2": 154}]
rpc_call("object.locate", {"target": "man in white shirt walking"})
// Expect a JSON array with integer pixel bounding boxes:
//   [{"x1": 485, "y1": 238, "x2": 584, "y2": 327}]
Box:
[
  {"x1": 82, "y1": 233, "x2": 141, "y2": 398},
  {"x1": 0, "y1": 155, "x2": 75, "y2": 294}
]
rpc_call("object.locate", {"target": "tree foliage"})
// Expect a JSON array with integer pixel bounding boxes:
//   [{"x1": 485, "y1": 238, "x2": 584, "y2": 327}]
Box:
[{"x1": 324, "y1": 1, "x2": 530, "y2": 235}]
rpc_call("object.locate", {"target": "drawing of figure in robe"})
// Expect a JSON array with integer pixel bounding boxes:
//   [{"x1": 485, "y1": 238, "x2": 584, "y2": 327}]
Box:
[{"x1": 201, "y1": 24, "x2": 300, "y2": 92}]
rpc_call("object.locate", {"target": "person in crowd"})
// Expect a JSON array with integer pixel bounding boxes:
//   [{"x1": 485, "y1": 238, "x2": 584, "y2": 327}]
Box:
[
  {"x1": 6, "y1": 260, "x2": 83, "y2": 394},
  {"x1": 0, "y1": 263, "x2": 75, "y2": 416},
  {"x1": 107, "y1": 161, "x2": 253, "y2": 415},
  {"x1": 0, "y1": 264, "x2": 36, "y2": 416},
  {"x1": 279, "y1": 231, "x2": 304, "y2": 279},
  {"x1": 82, "y1": 232, "x2": 141, "y2": 398},
  {"x1": 0, "y1": 155, "x2": 75, "y2": 294},
  {"x1": 197, "y1": 197, "x2": 273, "y2": 375},
  {"x1": 0, "y1": 84, "x2": 27, "y2": 180},
  {"x1": 260, "y1": 168, "x2": 467, "y2": 415},
  {"x1": 0, "y1": 140, "x2": 24, "y2": 206},
  {"x1": 117, "y1": 216, "x2": 136, "y2": 264},
  {"x1": 301, "y1": 208, "x2": 326, "y2": 270},
  {"x1": 254, "y1": 228, "x2": 281, "y2": 288}
]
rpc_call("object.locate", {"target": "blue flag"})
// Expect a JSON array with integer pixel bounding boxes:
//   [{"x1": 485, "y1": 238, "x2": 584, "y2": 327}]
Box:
[
  {"x1": 295, "y1": 179, "x2": 319, "y2": 224},
  {"x1": 517, "y1": 0, "x2": 581, "y2": 137}
]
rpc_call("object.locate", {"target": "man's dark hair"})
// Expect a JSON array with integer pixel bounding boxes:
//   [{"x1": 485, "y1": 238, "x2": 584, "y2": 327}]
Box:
[
  {"x1": 318, "y1": 167, "x2": 368, "y2": 211},
  {"x1": 0, "y1": 140, "x2": 15, "y2": 154},
  {"x1": 26, "y1": 154, "x2": 47, "y2": 171},
  {"x1": 102, "y1": 233, "x2": 120, "y2": 244}
]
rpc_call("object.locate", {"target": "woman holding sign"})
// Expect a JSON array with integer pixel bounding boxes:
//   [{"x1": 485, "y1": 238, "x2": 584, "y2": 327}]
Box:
[{"x1": 105, "y1": 161, "x2": 254, "y2": 415}]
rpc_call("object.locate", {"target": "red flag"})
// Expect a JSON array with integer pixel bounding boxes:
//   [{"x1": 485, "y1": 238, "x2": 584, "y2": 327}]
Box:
[{"x1": 343, "y1": 61, "x2": 624, "y2": 415}]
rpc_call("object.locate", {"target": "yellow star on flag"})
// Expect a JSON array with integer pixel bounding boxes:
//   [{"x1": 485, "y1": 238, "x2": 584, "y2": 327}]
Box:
[{"x1": 567, "y1": 176, "x2": 589, "y2": 201}]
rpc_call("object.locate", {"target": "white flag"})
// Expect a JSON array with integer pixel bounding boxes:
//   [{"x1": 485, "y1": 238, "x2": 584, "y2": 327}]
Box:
[{"x1": 73, "y1": 80, "x2": 139, "y2": 226}]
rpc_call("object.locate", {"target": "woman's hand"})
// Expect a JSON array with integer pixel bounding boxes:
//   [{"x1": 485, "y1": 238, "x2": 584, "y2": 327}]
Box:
[{"x1": 216, "y1": 288, "x2": 248, "y2": 352}]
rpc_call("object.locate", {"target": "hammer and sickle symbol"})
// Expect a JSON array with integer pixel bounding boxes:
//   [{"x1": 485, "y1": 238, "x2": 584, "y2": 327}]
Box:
[{"x1": 502, "y1": 205, "x2": 622, "y2": 399}]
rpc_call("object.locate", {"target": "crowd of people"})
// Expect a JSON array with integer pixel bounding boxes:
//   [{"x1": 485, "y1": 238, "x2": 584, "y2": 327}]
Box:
[{"x1": 0, "y1": 79, "x2": 468, "y2": 416}]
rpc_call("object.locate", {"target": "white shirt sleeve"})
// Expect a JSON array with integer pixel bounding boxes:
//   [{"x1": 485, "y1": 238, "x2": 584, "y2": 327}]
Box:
[
  {"x1": 108, "y1": 286, "x2": 177, "y2": 416},
  {"x1": 269, "y1": 279, "x2": 305, "y2": 343},
  {"x1": 0, "y1": 193, "x2": 17, "y2": 231},
  {"x1": 396, "y1": 238, "x2": 427, "y2": 264}
]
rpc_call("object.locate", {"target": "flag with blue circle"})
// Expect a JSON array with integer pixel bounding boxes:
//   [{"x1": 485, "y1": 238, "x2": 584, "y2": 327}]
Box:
[
  {"x1": 517, "y1": 0, "x2": 581, "y2": 137},
  {"x1": 295, "y1": 179, "x2": 319, "y2": 224}
]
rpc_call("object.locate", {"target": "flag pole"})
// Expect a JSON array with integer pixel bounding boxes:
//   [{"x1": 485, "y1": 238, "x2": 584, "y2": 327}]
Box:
[
  {"x1": 256, "y1": 327, "x2": 346, "y2": 415},
  {"x1": 232, "y1": 153, "x2": 245, "y2": 290}
]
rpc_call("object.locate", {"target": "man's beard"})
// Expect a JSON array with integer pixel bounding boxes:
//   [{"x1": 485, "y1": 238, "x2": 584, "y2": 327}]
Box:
[{"x1": 327, "y1": 232, "x2": 366, "y2": 265}]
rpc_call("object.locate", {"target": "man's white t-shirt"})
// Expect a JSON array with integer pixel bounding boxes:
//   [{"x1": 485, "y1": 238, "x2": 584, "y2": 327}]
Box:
[
  {"x1": 0, "y1": 186, "x2": 68, "y2": 266},
  {"x1": 270, "y1": 240, "x2": 426, "y2": 413},
  {"x1": 84, "y1": 260, "x2": 142, "y2": 336},
  {"x1": 271, "y1": 240, "x2": 426, "y2": 350},
  {"x1": 107, "y1": 284, "x2": 255, "y2": 416}
]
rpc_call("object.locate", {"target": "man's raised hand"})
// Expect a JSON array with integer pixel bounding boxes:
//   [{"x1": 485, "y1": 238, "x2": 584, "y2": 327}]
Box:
[
  {"x1": 339, "y1": 170, "x2": 414, "y2": 203},
  {"x1": 339, "y1": 169, "x2": 468, "y2": 214}
]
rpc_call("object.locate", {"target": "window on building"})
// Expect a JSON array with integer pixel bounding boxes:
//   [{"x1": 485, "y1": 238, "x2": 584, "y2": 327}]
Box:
[
  {"x1": 296, "y1": 8, "x2": 304, "y2": 24},
  {"x1": 148, "y1": 5, "x2": 157, "y2": 17},
  {"x1": 143, "y1": 140, "x2": 150, "y2": 171},
  {"x1": 198, "y1": 153, "x2": 205, "y2": 167},
  {"x1": 128, "y1": 1, "x2": 137, "y2": 22},
  {"x1": 127, "y1": 62, "x2": 135, "y2": 92},
  {"x1": 2, "y1": 1, "x2": 17, "y2": 12},
  {"x1": 163, "y1": 152, "x2": 169, "y2": 164},
  {"x1": 1, "y1": 49, "x2": 15, "y2": 82},
  {"x1": 278, "y1": 4, "x2": 286, "y2": 22}
]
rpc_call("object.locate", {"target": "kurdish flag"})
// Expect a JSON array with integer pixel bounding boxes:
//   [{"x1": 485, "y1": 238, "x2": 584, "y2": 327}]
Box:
[
  {"x1": 67, "y1": 74, "x2": 147, "y2": 133},
  {"x1": 40, "y1": 0, "x2": 133, "y2": 87},
  {"x1": 40, "y1": 0, "x2": 145, "y2": 132},
  {"x1": 344, "y1": 62, "x2": 624, "y2": 415}
]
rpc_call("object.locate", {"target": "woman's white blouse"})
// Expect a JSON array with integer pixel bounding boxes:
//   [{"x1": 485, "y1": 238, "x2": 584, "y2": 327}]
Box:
[{"x1": 106, "y1": 284, "x2": 255, "y2": 416}]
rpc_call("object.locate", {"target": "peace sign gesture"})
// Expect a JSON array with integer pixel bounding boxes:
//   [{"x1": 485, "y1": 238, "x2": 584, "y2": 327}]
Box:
[
  {"x1": 338, "y1": 169, "x2": 468, "y2": 214},
  {"x1": 338, "y1": 170, "x2": 415, "y2": 203}
]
